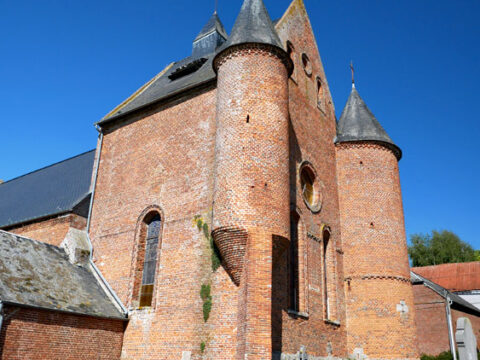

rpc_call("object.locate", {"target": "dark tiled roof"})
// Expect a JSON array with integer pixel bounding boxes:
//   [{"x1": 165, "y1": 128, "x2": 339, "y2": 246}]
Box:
[
  {"x1": 0, "y1": 150, "x2": 95, "y2": 228},
  {"x1": 99, "y1": 54, "x2": 216, "y2": 124},
  {"x1": 336, "y1": 87, "x2": 402, "y2": 159},
  {"x1": 411, "y1": 271, "x2": 480, "y2": 316},
  {"x1": 0, "y1": 231, "x2": 124, "y2": 319},
  {"x1": 413, "y1": 262, "x2": 480, "y2": 292},
  {"x1": 216, "y1": 0, "x2": 282, "y2": 53}
]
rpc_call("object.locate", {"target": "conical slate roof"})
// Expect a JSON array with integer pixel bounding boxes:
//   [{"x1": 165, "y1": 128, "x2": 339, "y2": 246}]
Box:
[
  {"x1": 336, "y1": 87, "x2": 402, "y2": 159},
  {"x1": 220, "y1": 0, "x2": 282, "y2": 51},
  {"x1": 194, "y1": 12, "x2": 228, "y2": 42}
]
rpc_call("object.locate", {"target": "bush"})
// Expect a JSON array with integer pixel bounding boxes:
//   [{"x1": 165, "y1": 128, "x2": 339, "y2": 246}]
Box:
[{"x1": 421, "y1": 350, "x2": 480, "y2": 360}]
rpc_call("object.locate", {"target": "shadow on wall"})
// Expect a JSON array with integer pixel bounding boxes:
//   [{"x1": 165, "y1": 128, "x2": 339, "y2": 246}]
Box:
[{"x1": 271, "y1": 115, "x2": 303, "y2": 354}]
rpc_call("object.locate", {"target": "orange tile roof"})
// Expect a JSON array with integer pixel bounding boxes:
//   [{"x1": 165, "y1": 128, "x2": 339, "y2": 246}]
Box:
[{"x1": 412, "y1": 262, "x2": 480, "y2": 292}]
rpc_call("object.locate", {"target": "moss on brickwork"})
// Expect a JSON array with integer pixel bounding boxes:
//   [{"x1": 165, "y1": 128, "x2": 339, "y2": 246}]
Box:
[
  {"x1": 200, "y1": 342, "x2": 206, "y2": 353},
  {"x1": 200, "y1": 284, "x2": 212, "y2": 322},
  {"x1": 194, "y1": 216, "x2": 221, "y2": 272}
]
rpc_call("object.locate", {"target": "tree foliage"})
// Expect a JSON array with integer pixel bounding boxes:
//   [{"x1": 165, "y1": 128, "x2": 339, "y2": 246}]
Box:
[{"x1": 408, "y1": 230, "x2": 477, "y2": 267}]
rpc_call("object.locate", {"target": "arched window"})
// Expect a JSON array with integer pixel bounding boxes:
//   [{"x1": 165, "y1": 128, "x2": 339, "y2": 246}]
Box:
[
  {"x1": 139, "y1": 213, "x2": 162, "y2": 307},
  {"x1": 301, "y1": 53, "x2": 312, "y2": 77}
]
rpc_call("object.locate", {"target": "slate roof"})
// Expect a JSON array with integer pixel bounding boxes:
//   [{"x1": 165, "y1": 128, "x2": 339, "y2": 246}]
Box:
[
  {"x1": 216, "y1": 0, "x2": 283, "y2": 54},
  {"x1": 0, "y1": 230, "x2": 125, "y2": 319},
  {"x1": 99, "y1": 55, "x2": 216, "y2": 124},
  {"x1": 411, "y1": 271, "x2": 480, "y2": 316},
  {"x1": 0, "y1": 150, "x2": 95, "y2": 228},
  {"x1": 194, "y1": 12, "x2": 228, "y2": 42},
  {"x1": 413, "y1": 262, "x2": 480, "y2": 292},
  {"x1": 336, "y1": 87, "x2": 402, "y2": 159}
]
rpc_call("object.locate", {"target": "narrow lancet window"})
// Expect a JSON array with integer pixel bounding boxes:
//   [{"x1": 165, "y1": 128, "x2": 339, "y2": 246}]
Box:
[
  {"x1": 289, "y1": 213, "x2": 300, "y2": 312},
  {"x1": 323, "y1": 227, "x2": 331, "y2": 319},
  {"x1": 140, "y1": 214, "x2": 161, "y2": 307}
]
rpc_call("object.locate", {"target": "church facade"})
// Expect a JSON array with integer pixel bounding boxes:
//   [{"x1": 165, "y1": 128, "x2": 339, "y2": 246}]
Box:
[{"x1": 0, "y1": 0, "x2": 420, "y2": 359}]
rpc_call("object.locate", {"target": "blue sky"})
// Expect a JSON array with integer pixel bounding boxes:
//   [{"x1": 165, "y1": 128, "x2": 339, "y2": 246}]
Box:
[{"x1": 1, "y1": 0, "x2": 479, "y2": 248}]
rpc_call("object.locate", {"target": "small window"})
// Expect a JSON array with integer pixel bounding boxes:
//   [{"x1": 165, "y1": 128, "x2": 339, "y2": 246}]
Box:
[
  {"x1": 316, "y1": 77, "x2": 325, "y2": 112},
  {"x1": 300, "y1": 163, "x2": 322, "y2": 212},
  {"x1": 139, "y1": 214, "x2": 161, "y2": 307},
  {"x1": 287, "y1": 41, "x2": 297, "y2": 82},
  {"x1": 302, "y1": 53, "x2": 312, "y2": 77}
]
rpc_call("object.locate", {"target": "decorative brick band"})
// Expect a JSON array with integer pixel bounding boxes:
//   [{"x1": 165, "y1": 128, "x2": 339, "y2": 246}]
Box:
[
  {"x1": 213, "y1": 42, "x2": 293, "y2": 76},
  {"x1": 335, "y1": 140, "x2": 402, "y2": 161},
  {"x1": 212, "y1": 226, "x2": 248, "y2": 286},
  {"x1": 344, "y1": 274, "x2": 411, "y2": 283}
]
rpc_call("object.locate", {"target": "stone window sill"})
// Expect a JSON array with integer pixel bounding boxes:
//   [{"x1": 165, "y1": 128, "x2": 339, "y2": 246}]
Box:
[
  {"x1": 324, "y1": 318, "x2": 341, "y2": 326},
  {"x1": 287, "y1": 309, "x2": 309, "y2": 319}
]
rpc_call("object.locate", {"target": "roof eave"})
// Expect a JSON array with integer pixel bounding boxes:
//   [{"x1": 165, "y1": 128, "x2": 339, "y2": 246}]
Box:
[
  {"x1": 334, "y1": 138, "x2": 402, "y2": 161},
  {"x1": 0, "y1": 299, "x2": 128, "y2": 321}
]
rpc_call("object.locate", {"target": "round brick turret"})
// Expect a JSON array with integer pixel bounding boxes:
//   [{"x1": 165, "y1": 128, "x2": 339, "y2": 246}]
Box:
[
  {"x1": 211, "y1": 0, "x2": 292, "y2": 286},
  {"x1": 336, "y1": 88, "x2": 418, "y2": 358}
]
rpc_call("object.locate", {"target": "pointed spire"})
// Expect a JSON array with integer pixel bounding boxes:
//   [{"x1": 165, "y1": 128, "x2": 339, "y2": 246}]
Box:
[
  {"x1": 336, "y1": 87, "x2": 402, "y2": 159},
  {"x1": 192, "y1": 12, "x2": 228, "y2": 57},
  {"x1": 194, "y1": 12, "x2": 227, "y2": 43},
  {"x1": 220, "y1": 0, "x2": 282, "y2": 51}
]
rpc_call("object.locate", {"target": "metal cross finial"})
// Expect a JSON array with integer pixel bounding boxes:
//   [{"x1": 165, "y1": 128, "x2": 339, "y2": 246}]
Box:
[
  {"x1": 214, "y1": 0, "x2": 218, "y2": 14},
  {"x1": 350, "y1": 61, "x2": 355, "y2": 88}
]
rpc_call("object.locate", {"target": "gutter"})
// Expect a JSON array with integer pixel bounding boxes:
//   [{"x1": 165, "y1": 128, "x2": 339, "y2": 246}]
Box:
[{"x1": 85, "y1": 125, "x2": 128, "y2": 317}]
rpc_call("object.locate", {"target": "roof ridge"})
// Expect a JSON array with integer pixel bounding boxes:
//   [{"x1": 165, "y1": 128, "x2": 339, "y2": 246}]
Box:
[{"x1": 1, "y1": 149, "x2": 95, "y2": 186}]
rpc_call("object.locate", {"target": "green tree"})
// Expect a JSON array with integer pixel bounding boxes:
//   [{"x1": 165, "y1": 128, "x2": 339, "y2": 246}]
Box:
[{"x1": 408, "y1": 230, "x2": 477, "y2": 267}]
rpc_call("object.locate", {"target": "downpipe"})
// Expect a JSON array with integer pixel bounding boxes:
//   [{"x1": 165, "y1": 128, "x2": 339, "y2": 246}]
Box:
[
  {"x1": 445, "y1": 295, "x2": 457, "y2": 360},
  {"x1": 86, "y1": 125, "x2": 128, "y2": 316},
  {"x1": 0, "y1": 301, "x2": 3, "y2": 334}
]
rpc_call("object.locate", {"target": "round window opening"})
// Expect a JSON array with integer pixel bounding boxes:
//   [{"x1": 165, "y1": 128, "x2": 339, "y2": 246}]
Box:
[
  {"x1": 302, "y1": 53, "x2": 312, "y2": 77},
  {"x1": 300, "y1": 163, "x2": 322, "y2": 212}
]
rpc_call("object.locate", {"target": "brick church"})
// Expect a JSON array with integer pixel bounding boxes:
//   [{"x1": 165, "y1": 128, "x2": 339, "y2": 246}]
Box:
[{"x1": 0, "y1": 0, "x2": 423, "y2": 359}]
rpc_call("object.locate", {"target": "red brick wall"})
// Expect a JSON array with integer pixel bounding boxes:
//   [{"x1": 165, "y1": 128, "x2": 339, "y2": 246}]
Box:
[
  {"x1": 414, "y1": 283, "x2": 480, "y2": 356},
  {"x1": 213, "y1": 41, "x2": 290, "y2": 359},
  {"x1": 7, "y1": 213, "x2": 87, "y2": 246},
  {"x1": 274, "y1": 0, "x2": 347, "y2": 357},
  {"x1": 90, "y1": 86, "x2": 241, "y2": 359},
  {"x1": 336, "y1": 142, "x2": 418, "y2": 358},
  {"x1": 0, "y1": 305, "x2": 124, "y2": 360}
]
